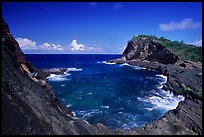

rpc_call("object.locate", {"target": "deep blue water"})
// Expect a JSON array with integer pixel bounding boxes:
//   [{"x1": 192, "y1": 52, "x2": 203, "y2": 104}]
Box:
[{"x1": 25, "y1": 54, "x2": 184, "y2": 130}]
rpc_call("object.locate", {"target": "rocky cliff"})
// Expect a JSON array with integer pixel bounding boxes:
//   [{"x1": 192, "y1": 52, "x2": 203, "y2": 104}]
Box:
[
  {"x1": 2, "y1": 18, "x2": 139, "y2": 135},
  {"x1": 108, "y1": 36, "x2": 202, "y2": 135},
  {"x1": 123, "y1": 37, "x2": 179, "y2": 64}
]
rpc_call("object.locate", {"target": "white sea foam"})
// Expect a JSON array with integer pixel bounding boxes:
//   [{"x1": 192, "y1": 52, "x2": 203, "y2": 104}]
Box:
[
  {"x1": 77, "y1": 109, "x2": 101, "y2": 119},
  {"x1": 61, "y1": 84, "x2": 66, "y2": 87},
  {"x1": 138, "y1": 90, "x2": 184, "y2": 111},
  {"x1": 139, "y1": 73, "x2": 184, "y2": 111},
  {"x1": 97, "y1": 60, "x2": 116, "y2": 65},
  {"x1": 67, "y1": 68, "x2": 83, "y2": 72},
  {"x1": 101, "y1": 105, "x2": 109, "y2": 109},
  {"x1": 156, "y1": 74, "x2": 167, "y2": 83},
  {"x1": 66, "y1": 104, "x2": 72, "y2": 108},
  {"x1": 47, "y1": 73, "x2": 71, "y2": 81},
  {"x1": 116, "y1": 112, "x2": 139, "y2": 129},
  {"x1": 119, "y1": 63, "x2": 146, "y2": 70},
  {"x1": 132, "y1": 66, "x2": 146, "y2": 70},
  {"x1": 145, "y1": 106, "x2": 157, "y2": 111},
  {"x1": 97, "y1": 61, "x2": 107, "y2": 64},
  {"x1": 119, "y1": 63, "x2": 130, "y2": 66},
  {"x1": 104, "y1": 62, "x2": 116, "y2": 65}
]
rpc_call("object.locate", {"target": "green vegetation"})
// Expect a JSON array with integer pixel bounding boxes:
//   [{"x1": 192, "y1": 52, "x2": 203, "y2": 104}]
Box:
[
  {"x1": 184, "y1": 87, "x2": 192, "y2": 92},
  {"x1": 197, "y1": 90, "x2": 202, "y2": 98},
  {"x1": 175, "y1": 89, "x2": 185, "y2": 95},
  {"x1": 132, "y1": 34, "x2": 202, "y2": 63}
]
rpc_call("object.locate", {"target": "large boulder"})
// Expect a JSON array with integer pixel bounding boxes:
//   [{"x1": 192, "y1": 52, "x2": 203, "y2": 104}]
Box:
[{"x1": 122, "y1": 37, "x2": 179, "y2": 64}]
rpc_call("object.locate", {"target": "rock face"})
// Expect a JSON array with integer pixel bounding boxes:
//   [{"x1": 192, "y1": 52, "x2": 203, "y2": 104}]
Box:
[
  {"x1": 123, "y1": 37, "x2": 179, "y2": 64},
  {"x1": 2, "y1": 18, "x2": 74, "y2": 135},
  {"x1": 162, "y1": 61, "x2": 202, "y2": 100},
  {"x1": 2, "y1": 18, "x2": 139, "y2": 135}
]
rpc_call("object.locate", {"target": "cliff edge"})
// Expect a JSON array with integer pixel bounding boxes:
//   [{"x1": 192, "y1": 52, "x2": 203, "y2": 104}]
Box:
[{"x1": 2, "y1": 18, "x2": 139, "y2": 135}]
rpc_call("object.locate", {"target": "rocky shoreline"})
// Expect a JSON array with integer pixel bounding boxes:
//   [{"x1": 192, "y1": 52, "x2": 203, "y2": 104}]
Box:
[
  {"x1": 2, "y1": 18, "x2": 140, "y2": 135},
  {"x1": 107, "y1": 58, "x2": 202, "y2": 134},
  {"x1": 2, "y1": 18, "x2": 202, "y2": 135}
]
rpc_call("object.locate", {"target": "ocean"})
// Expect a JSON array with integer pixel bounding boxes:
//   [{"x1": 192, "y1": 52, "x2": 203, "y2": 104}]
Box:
[{"x1": 25, "y1": 54, "x2": 184, "y2": 130}]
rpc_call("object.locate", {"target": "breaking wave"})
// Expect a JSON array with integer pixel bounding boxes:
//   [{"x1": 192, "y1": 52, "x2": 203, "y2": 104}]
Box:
[
  {"x1": 138, "y1": 74, "x2": 184, "y2": 112},
  {"x1": 119, "y1": 63, "x2": 146, "y2": 70},
  {"x1": 67, "y1": 68, "x2": 83, "y2": 72},
  {"x1": 47, "y1": 73, "x2": 71, "y2": 81}
]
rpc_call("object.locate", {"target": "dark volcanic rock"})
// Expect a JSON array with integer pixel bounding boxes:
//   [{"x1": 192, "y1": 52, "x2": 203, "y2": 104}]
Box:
[
  {"x1": 123, "y1": 37, "x2": 179, "y2": 64},
  {"x1": 2, "y1": 18, "x2": 140, "y2": 135},
  {"x1": 43, "y1": 68, "x2": 68, "y2": 77}
]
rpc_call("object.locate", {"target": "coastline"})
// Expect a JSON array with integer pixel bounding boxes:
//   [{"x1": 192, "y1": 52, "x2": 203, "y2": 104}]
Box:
[
  {"x1": 107, "y1": 58, "x2": 202, "y2": 134},
  {"x1": 2, "y1": 17, "x2": 202, "y2": 135}
]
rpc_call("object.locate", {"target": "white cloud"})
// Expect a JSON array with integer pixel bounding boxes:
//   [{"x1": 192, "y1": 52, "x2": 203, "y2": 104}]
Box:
[
  {"x1": 159, "y1": 18, "x2": 201, "y2": 31},
  {"x1": 70, "y1": 40, "x2": 85, "y2": 51},
  {"x1": 16, "y1": 38, "x2": 63, "y2": 51},
  {"x1": 70, "y1": 40, "x2": 101, "y2": 52},
  {"x1": 113, "y1": 3, "x2": 123, "y2": 10},
  {"x1": 88, "y1": 47, "x2": 101, "y2": 51},
  {"x1": 16, "y1": 38, "x2": 37, "y2": 49},
  {"x1": 41, "y1": 43, "x2": 63, "y2": 51},
  {"x1": 16, "y1": 38, "x2": 100, "y2": 53},
  {"x1": 188, "y1": 39, "x2": 202, "y2": 47}
]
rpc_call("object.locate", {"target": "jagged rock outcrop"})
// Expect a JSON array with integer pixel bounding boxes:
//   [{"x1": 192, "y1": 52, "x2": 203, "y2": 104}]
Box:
[
  {"x1": 2, "y1": 18, "x2": 139, "y2": 135},
  {"x1": 123, "y1": 37, "x2": 179, "y2": 64},
  {"x1": 161, "y1": 61, "x2": 202, "y2": 100},
  {"x1": 43, "y1": 68, "x2": 68, "y2": 77},
  {"x1": 2, "y1": 18, "x2": 74, "y2": 135}
]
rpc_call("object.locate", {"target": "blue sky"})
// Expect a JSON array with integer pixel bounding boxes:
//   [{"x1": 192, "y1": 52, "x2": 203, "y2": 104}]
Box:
[{"x1": 2, "y1": 2, "x2": 202, "y2": 54}]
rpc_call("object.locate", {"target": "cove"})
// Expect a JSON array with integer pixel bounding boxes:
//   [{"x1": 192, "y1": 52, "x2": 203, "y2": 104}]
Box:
[{"x1": 26, "y1": 54, "x2": 184, "y2": 130}]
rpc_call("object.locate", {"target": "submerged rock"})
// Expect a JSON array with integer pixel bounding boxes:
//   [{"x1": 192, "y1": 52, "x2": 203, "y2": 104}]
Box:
[{"x1": 43, "y1": 68, "x2": 68, "y2": 77}]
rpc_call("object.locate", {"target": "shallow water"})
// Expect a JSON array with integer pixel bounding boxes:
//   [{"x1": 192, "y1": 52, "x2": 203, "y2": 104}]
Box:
[{"x1": 26, "y1": 54, "x2": 184, "y2": 129}]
